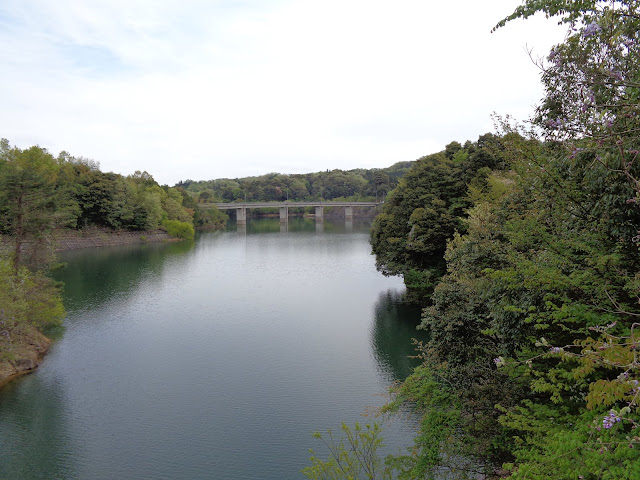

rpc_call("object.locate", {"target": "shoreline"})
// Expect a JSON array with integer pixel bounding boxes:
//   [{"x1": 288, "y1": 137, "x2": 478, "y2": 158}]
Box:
[
  {"x1": 0, "y1": 329, "x2": 51, "y2": 389},
  {"x1": 54, "y1": 227, "x2": 176, "y2": 251},
  {"x1": 1, "y1": 227, "x2": 181, "y2": 390}
]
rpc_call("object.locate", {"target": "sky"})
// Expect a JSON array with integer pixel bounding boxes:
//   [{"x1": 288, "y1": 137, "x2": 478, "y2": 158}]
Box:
[{"x1": 0, "y1": 0, "x2": 567, "y2": 186}]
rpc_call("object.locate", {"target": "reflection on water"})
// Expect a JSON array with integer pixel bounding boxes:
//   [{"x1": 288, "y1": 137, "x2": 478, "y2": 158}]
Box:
[
  {"x1": 371, "y1": 290, "x2": 426, "y2": 382},
  {"x1": 56, "y1": 239, "x2": 195, "y2": 313},
  {"x1": 1, "y1": 219, "x2": 422, "y2": 480},
  {"x1": 0, "y1": 374, "x2": 76, "y2": 480},
  {"x1": 232, "y1": 217, "x2": 373, "y2": 235}
]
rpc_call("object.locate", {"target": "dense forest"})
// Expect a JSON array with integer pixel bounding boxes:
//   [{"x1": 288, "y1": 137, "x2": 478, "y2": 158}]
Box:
[
  {"x1": 306, "y1": 1, "x2": 640, "y2": 479},
  {"x1": 176, "y1": 161, "x2": 414, "y2": 204}
]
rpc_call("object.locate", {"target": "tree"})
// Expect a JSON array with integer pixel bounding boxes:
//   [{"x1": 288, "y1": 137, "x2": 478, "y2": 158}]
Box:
[
  {"x1": 0, "y1": 143, "x2": 75, "y2": 270},
  {"x1": 444, "y1": 141, "x2": 462, "y2": 159},
  {"x1": 303, "y1": 423, "x2": 397, "y2": 480},
  {"x1": 0, "y1": 259, "x2": 65, "y2": 364},
  {"x1": 0, "y1": 142, "x2": 68, "y2": 366},
  {"x1": 73, "y1": 170, "x2": 133, "y2": 229},
  {"x1": 198, "y1": 191, "x2": 212, "y2": 203},
  {"x1": 487, "y1": 3, "x2": 640, "y2": 476},
  {"x1": 495, "y1": 1, "x2": 640, "y2": 183},
  {"x1": 370, "y1": 152, "x2": 469, "y2": 300}
]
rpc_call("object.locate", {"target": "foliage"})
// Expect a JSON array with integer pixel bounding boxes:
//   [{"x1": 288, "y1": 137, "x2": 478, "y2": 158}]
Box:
[
  {"x1": 364, "y1": 3, "x2": 640, "y2": 478},
  {"x1": 0, "y1": 259, "x2": 65, "y2": 360},
  {"x1": 302, "y1": 422, "x2": 397, "y2": 480},
  {"x1": 193, "y1": 204, "x2": 228, "y2": 228},
  {"x1": 491, "y1": 2, "x2": 640, "y2": 476},
  {"x1": 370, "y1": 136, "x2": 499, "y2": 300},
  {"x1": 382, "y1": 124, "x2": 640, "y2": 476},
  {"x1": 0, "y1": 140, "x2": 197, "y2": 237},
  {"x1": 0, "y1": 143, "x2": 77, "y2": 270},
  {"x1": 177, "y1": 161, "x2": 413, "y2": 204},
  {"x1": 161, "y1": 219, "x2": 195, "y2": 240},
  {"x1": 499, "y1": 405, "x2": 640, "y2": 480}
]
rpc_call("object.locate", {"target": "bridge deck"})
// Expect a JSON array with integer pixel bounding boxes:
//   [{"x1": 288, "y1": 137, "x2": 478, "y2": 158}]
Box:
[{"x1": 207, "y1": 201, "x2": 379, "y2": 210}]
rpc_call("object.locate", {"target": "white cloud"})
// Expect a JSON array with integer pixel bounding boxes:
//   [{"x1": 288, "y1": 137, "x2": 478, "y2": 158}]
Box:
[{"x1": 0, "y1": 0, "x2": 565, "y2": 184}]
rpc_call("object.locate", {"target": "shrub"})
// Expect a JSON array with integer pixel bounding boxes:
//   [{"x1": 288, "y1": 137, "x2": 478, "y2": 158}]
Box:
[{"x1": 161, "y1": 219, "x2": 195, "y2": 240}]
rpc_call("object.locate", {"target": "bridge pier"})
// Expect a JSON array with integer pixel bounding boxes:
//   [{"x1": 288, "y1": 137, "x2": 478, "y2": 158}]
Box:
[
  {"x1": 211, "y1": 201, "x2": 378, "y2": 223},
  {"x1": 236, "y1": 207, "x2": 247, "y2": 224}
]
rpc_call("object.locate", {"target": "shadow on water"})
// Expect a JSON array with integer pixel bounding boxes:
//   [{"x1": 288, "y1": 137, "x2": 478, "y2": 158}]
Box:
[
  {"x1": 370, "y1": 289, "x2": 428, "y2": 383},
  {"x1": 226, "y1": 217, "x2": 374, "y2": 235},
  {"x1": 53, "y1": 239, "x2": 195, "y2": 313},
  {"x1": 0, "y1": 378, "x2": 76, "y2": 480}
]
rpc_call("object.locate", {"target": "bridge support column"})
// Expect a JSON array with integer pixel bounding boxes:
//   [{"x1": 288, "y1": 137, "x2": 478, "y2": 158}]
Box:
[
  {"x1": 315, "y1": 206, "x2": 324, "y2": 220},
  {"x1": 344, "y1": 206, "x2": 353, "y2": 220},
  {"x1": 236, "y1": 207, "x2": 247, "y2": 224},
  {"x1": 279, "y1": 206, "x2": 288, "y2": 221}
]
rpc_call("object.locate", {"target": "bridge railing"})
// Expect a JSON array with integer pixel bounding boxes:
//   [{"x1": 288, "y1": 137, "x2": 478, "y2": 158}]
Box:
[{"x1": 205, "y1": 201, "x2": 380, "y2": 210}]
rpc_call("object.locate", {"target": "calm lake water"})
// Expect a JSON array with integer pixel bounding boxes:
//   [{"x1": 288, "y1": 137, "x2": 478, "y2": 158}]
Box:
[{"x1": 0, "y1": 218, "x2": 424, "y2": 480}]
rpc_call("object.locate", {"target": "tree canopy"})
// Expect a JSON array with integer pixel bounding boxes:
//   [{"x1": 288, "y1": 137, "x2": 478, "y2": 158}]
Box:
[
  {"x1": 0, "y1": 140, "x2": 214, "y2": 253},
  {"x1": 176, "y1": 162, "x2": 414, "y2": 204},
  {"x1": 359, "y1": 1, "x2": 640, "y2": 478}
]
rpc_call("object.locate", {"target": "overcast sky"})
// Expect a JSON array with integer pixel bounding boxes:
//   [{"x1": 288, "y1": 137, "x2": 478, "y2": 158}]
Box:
[{"x1": 0, "y1": 1, "x2": 566, "y2": 185}]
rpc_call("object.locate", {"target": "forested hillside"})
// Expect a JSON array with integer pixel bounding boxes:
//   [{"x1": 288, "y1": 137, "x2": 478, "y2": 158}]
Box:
[
  {"x1": 0, "y1": 139, "x2": 232, "y2": 250},
  {"x1": 176, "y1": 161, "x2": 415, "y2": 203},
  {"x1": 359, "y1": 1, "x2": 640, "y2": 479}
]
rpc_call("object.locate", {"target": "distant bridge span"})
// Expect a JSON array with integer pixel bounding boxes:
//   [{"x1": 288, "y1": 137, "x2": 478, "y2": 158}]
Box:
[{"x1": 203, "y1": 201, "x2": 380, "y2": 223}]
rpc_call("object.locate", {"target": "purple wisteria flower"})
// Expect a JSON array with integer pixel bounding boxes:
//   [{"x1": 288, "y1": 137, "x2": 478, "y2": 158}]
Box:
[
  {"x1": 547, "y1": 118, "x2": 565, "y2": 129},
  {"x1": 603, "y1": 410, "x2": 622, "y2": 429},
  {"x1": 582, "y1": 22, "x2": 601, "y2": 38}
]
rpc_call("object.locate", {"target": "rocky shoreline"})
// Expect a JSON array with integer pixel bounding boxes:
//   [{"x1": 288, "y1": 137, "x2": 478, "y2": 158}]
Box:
[{"x1": 0, "y1": 329, "x2": 51, "y2": 389}]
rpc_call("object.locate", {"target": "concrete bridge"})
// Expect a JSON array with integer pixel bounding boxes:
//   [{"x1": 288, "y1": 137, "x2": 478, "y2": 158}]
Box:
[{"x1": 207, "y1": 201, "x2": 380, "y2": 224}]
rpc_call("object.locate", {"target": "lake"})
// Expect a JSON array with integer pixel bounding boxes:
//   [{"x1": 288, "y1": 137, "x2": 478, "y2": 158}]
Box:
[{"x1": 0, "y1": 218, "x2": 424, "y2": 479}]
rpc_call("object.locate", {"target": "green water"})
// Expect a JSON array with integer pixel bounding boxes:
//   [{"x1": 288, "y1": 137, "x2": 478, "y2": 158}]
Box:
[{"x1": 0, "y1": 218, "x2": 425, "y2": 479}]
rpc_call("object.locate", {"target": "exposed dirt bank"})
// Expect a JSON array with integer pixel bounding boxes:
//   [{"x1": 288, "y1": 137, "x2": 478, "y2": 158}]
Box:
[
  {"x1": 54, "y1": 228, "x2": 175, "y2": 251},
  {"x1": 0, "y1": 329, "x2": 51, "y2": 389}
]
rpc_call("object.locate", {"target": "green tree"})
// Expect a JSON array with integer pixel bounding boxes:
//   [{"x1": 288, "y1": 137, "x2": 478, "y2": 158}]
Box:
[
  {"x1": 161, "y1": 219, "x2": 195, "y2": 240},
  {"x1": 195, "y1": 206, "x2": 228, "y2": 227},
  {"x1": 303, "y1": 423, "x2": 397, "y2": 480},
  {"x1": 0, "y1": 143, "x2": 75, "y2": 270},
  {"x1": 74, "y1": 170, "x2": 134, "y2": 229},
  {"x1": 370, "y1": 152, "x2": 468, "y2": 299},
  {"x1": 161, "y1": 186, "x2": 193, "y2": 223},
  {"x1": 198, "y1": 191, "x2": 212, "y2": 203},
  {"x1": 0, "y1": 259, "x2": 65, "y2": 364}
]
